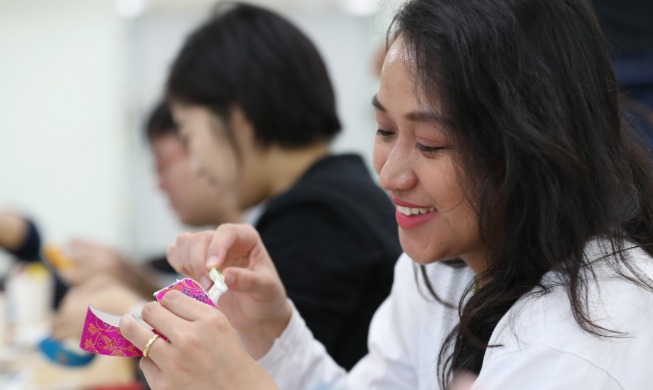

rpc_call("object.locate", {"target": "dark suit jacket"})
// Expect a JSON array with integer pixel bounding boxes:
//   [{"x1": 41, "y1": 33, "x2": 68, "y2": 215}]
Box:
[{"x1": 256, "y1": 154, "x2": 401, "y2": 370}]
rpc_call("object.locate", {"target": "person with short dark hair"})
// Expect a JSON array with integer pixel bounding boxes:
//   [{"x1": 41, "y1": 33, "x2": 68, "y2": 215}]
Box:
[
  {"x1": 166, "y1": 2, "x2": 400, "y2": 369},
  {"x1": 167, "y1": 3, "x2": 341, "y2": 151},
  {"x1": 50, "y1": 100, "x2": 240, "y2": 343},
  {"x1": 120, "y1": 0, "x2": 653, "y2": 389},
  {"x1": 145, "y1": 101, "x2": 241, "y2": 231}
]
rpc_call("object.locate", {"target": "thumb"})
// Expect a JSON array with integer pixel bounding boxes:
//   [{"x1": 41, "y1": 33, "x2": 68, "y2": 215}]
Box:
[{"x1": 222, "y1": 267, "x2": 269, "y2": 295}]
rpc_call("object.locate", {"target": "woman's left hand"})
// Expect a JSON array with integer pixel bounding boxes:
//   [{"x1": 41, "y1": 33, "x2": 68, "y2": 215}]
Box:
[{"x1": 119, "y1": 290, "x2": 279, "y2": 390}]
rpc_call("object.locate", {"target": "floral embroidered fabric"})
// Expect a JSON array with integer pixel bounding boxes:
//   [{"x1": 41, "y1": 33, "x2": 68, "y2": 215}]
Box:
[{"x1": 80, "y1": 278, "x2": 215, "y2": 357}]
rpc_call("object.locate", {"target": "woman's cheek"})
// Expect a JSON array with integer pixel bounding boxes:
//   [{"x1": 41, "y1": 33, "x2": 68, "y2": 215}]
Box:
[{"x1": 372, "y1": 140, "x2": 390, "y2": 177}]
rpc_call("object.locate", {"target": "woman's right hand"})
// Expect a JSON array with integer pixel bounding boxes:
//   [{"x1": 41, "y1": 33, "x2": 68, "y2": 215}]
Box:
[{"x1": 167, "y1": 223, "x2": 291, "y2": 359}]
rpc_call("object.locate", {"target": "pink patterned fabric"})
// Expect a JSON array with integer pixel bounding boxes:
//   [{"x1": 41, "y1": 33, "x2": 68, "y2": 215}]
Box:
[
  {"x1": 80, "y1": 306, "x2": 142, "y2": 357},
  {"x1": 154, "y1": 278, "x2": 216, "y2": 308},
  {"x1": 80, "y1": 278, "x2": 214, "y2": 357}
]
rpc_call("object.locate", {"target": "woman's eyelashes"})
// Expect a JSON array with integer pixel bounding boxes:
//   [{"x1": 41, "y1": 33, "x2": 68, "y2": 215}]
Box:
[
  {"x1": 376, "y1": 128, "x2": 395, "y2": 139},
  {"x1": 415, "y1": 143, "x2": 446, "y2": 156},
  {"x1": 376, "y1": 128, "x2": 446, "y2": 156}
]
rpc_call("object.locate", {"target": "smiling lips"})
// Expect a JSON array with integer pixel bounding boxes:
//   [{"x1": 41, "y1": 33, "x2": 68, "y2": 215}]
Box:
[
  {"x1": 394, "y1": 204, "x2": 437, "y2": 229},
  {"x1": 396, "y1": 206, "x2": 435, "y2": 216}
]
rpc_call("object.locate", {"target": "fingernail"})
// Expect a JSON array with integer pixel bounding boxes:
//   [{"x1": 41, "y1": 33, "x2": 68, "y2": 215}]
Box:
[
  {"x1": 165, "y1": 290, "x2": 180, "y2": 299},
  {"x1": 206, "y1": 255, "x2": 220, "y2": 267},
  {"x1": 200, "y1": 275, "x2": 211, "y2": 290},
  {"x1": 225, "y1": 273, "x2": 235, "y2": 287},
  {"x1": 120, "y1": 313, "x2": 134, "y2": 327},
  {"x1": 161, "y1": 290, "x2": 180, "y2": 304}
]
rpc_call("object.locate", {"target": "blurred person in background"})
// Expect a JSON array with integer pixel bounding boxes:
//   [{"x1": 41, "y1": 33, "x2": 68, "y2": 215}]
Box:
[
  {"x1": 50, "y1": 100, "x2": 241, "y2": 342},
  {"x1": 0, "y1": 211, "x2": 71, "y2": 308},
  {"x1": 0, "y1": 212, "x2": 40, "y2": 262},
  {"x1": 56, "y1": 101, "x2": 240, "y2": 295},
  {"x1": 166, "y1": 2, "x2": 401, "y2": 369}
]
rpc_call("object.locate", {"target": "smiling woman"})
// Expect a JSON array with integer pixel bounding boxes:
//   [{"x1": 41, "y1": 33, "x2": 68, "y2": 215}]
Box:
[
  {"x1": 119, "y1": 0, "x2": 653, "y2": 389},
  {"x1": 371, "y1": 66, "x2": 485, "y2": 271}
]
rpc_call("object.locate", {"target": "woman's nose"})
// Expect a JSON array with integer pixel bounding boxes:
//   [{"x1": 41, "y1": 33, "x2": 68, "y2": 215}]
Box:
[{"x1": 378, "y1": 143, "x2": 417, "y2": 192}]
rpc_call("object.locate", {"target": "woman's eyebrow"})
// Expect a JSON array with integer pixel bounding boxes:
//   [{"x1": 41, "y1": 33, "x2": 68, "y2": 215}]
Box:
[
  {"x1": 404, "y1": 111, "x2": 442, "y2": 123},
  {"x1": 371, "y1": 95, "x2": 386, "y2": 112},
  {"x1": 372, "y1": 94, "x2": 444, "y2": 124}
]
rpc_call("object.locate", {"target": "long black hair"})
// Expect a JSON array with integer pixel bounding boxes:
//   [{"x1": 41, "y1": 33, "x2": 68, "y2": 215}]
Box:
[{"x1": 390, "y1": 0, "x2": 653, "y2": 386}]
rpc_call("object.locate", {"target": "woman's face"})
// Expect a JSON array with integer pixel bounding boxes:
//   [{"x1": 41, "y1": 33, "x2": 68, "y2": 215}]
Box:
[
  {"x1": 171, "y1": 102, "x2": 285, "y2": 211},
  {"x1": 171, "y1": 103, "x2": 246, "y2": 208},
  {"x1": 150, "y1": 134, "x2": 238, "y2": 226},
  {"x1": 372, "y1": 38, "x2": 487, "y2": 273}
]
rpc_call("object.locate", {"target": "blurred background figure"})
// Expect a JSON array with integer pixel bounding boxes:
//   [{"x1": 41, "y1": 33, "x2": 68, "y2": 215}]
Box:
[
  {"x1": 0, "y1": 211, "x2": 53, "y2": 322},
  {"x1": 50, "y1": 100, "x2": 241, "y2": 342},
  {"x1": 0, "y1": 212, "x2": 41, "y2": 262},
  {"x1": 592, "y1": 0, "x2": 653, "y2": 148},
  {"x1": 0, "y1": 211, "x2": 66, "y2": 316},
  {"x1": 55, "y1": 101, "x2": 240, "y2": 292}
]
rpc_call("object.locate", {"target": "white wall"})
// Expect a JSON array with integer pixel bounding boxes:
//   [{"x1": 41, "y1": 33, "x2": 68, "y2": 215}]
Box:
[{"x1": 0, "y1": 0, "x2": 129, "y2": 249}]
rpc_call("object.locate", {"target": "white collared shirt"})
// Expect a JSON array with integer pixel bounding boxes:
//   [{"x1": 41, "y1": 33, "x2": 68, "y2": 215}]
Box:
[{"x1": 259, "y1": 241, "x2": 653, "y2": 389}]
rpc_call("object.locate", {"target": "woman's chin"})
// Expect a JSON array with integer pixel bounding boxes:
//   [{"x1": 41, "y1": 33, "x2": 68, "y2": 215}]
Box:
[
  {"x1": 401, "y1": 245, "x2": 440, "y2": 265},
  {"x1": 399, "y1": 233, "x2": 440, "y2": 265}
]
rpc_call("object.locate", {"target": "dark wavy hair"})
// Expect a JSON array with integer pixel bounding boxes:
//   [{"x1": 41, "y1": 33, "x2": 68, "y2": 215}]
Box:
[
  {"x1": 389, "y1": 0, "x2": 653, "y2": 386},
  {"x1": 167, "y1": 2, "x2": 341, "y2": 149}
]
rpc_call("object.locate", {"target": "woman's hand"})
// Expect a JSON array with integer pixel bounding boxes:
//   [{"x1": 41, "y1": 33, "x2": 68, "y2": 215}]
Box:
[
  {"x1": 119, "y1": 291, "x2": 279, "y2": 390},
  {"x1": 166, "y1": 223, "x2": 292, "y2": 358}
]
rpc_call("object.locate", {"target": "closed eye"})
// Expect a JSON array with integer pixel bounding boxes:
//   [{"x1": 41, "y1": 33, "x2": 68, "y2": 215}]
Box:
[
  {"x1": 416, "y1": 143, "x2": 446, "y2": 156},
  {"x1": 376, "y1": 129, "x2": 395, "y2": 138}
]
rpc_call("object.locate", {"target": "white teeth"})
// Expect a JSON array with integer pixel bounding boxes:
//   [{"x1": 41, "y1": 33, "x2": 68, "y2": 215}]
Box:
[{"x1": 397, "y1": 206, "x2": 435, "y2": 216}]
